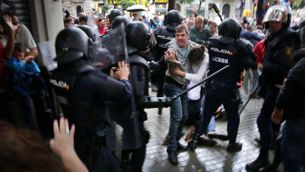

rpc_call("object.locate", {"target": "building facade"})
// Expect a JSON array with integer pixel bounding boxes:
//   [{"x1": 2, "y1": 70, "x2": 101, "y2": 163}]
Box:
[
  {"x1": 179, "y1": 0, "x2": 253, "y2": 23},
  {"x1": 62, "y1": 0, "x2": 94, "y2": 17}
]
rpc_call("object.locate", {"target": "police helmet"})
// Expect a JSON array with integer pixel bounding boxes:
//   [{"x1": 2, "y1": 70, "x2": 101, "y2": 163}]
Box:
[
  {"x1": 55, "y1": 27, "x2": 89, "y2": 64},
  {"x1": 78, "y1": 25, "x2": 98, "y2": 41},
  {"x1": 109, "y1": 9, "x2": 123, "y2": 24},
  {"x1": 263, "y1": 5, "x2": 288, "y2": 25},
  {"x1": 126, "y1": 21, "x2": 151, "y2": 51},
  {"x1": 77, "y1": 25, "x2": 102, "y2": 59},
  {"x1": 218, "y1": 18, "x2": 242, "y2": 39},
  {"x1": 164, "y1": 10, "x2": 183, "y2": 31},
  {"x1": 111, "y1": 16, "x2": 129, "y2": 29}
]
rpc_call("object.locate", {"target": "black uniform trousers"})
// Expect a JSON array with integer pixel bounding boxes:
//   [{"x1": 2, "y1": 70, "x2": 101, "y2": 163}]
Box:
[{"x1": 200, "y1": 80, "x2": 241, "y2": 143}]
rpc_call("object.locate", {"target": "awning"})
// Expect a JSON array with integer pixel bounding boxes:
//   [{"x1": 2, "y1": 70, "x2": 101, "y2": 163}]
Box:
[{"x1": 127, "y1": 5, "x2": 147, "y2": 12}]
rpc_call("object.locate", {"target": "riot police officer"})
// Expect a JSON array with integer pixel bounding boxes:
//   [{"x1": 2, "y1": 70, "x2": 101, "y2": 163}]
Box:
[
  {"x1": 100, "y1": 9, "x2": 123, "y2": 38},
  {"x1": 246, "y1": 5, "x2": 300, "y2": 171},
  {"x1": 152, "y1": 10, "x2": 183, "y2": 61},
  {"x1": 191, "y1": 18, "x2": 256, "y2": 151},
  {"x1": 151, "y1": 10, "x2": 183, "y2": 114},
  {"x1": 50, "y1": 27, "x2": 132, "y2": 172},
  {"x1": 114, "y1": 21, "x2": 152, "y2": 172},
  {"x1": 271, "y1": 21, "x2": 305, "y2": 172},
  {"x1": 111, "y1": 16, "x2": 129, "y2": 29},
  {"x1": 109, "y1": 9, "x2": 123, "y2": 26}
]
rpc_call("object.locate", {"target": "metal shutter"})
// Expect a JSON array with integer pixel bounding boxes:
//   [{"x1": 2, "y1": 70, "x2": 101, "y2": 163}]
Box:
[{"x1": 5, "y1": 0, "x2": 32, "y2": 31}]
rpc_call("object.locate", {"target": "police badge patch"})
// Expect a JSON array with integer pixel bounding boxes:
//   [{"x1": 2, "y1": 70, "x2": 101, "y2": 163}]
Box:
[{"x1": 285, "y1": 46, "x2": 294, "y2": 56}]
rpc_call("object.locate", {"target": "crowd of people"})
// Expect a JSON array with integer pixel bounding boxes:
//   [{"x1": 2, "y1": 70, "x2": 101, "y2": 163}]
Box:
[{"x1": 0, "y1": 2, "x2": 305, "y2": 172}]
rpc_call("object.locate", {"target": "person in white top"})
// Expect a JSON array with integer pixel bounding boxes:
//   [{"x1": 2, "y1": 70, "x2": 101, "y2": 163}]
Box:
[
  {"x1": 169, "y1": 46, "x2": 216, "y2": 150},
  {"x1": 12, "y1": 15, "x2": 38, "y2": 60}
]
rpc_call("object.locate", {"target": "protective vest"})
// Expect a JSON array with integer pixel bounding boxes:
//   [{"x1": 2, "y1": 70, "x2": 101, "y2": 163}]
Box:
[
  {"x1": 153, "y1": 28, "x2": 175, "y2": 60},
  {"x1": 49, "y1": 62, "x2": 96, "y2": 125},
  {"x1": 208, "y1": 38, "x2": 244, "y2": 85},
  {"x1": 129, "y1": 53, "x2": 150, "y2": 109},
  {"x1": 263, "y1": 29, "x2": 300, "y2": 86}
]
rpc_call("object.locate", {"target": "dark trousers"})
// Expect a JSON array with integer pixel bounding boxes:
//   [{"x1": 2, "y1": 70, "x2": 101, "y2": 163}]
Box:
[
  {"x1": 76, "y1": 141, "x2": 121, "y2": 172},
  {"x1": 121, "y1": 146, "x2": 146, "y2": 172},
  {"x1": 90, "y1": 146, "x2": 122, "y2": 172},
  {"x1": 188, "y1": 89, "x2": 205, "y2": 133},
  {"x1": 281, "y1": 120, "x2": 305, "y2": 172},
  {"x1": 199, "y1": 81, "x2": 241, "y2": 143},
  {"x1": 256, "y1": 86, "x2": 279, "y2": 157}
]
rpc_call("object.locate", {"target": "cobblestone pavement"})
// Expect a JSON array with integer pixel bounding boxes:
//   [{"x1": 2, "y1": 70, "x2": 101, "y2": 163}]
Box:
[{"x1": 141, "y1": 90, "x2": 264, "y2": 172}]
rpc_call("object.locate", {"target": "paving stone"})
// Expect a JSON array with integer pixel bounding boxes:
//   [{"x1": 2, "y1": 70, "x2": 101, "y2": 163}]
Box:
[{"x1": 137, "y1": 89, "x2": 265, "y2": 171}]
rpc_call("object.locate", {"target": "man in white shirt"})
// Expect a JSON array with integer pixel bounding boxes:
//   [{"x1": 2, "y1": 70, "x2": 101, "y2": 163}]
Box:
[{"x1": 12, "y1": 15, "x2": 38, "y2": 60}]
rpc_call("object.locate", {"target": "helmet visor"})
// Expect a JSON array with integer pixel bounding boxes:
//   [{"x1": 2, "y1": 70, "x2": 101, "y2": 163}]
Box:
[{"x1": 263, "y1": 5, "x2": 287, "y2": 23}]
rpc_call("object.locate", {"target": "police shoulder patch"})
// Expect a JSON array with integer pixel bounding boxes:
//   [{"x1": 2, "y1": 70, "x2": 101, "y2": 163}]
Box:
[{"x1": 284, "y1": 46, "x2": 294, "y2": 57}]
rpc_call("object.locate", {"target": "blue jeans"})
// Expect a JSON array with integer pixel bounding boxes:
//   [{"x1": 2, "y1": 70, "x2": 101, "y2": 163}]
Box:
[
  {"x1": 201, "y1": 94, "x2": 216, "y2": 132},
  {"x1": 250, "y1": 69, "x2": 260, "y2": 94},
  {"x1": 208, "y1": 116, "x2": 216, "y2": 132},
  {"x1": 281, "y1": 120, "x2": 305, "y2": 172},
  {"x1": 164, "y1": 82, "x2": 188, "y2": 151}
]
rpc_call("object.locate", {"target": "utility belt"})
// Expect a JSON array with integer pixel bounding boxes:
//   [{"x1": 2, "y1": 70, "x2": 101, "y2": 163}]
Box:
[{"x1": 165, "y1": 76, "x2": 185, "y2": 88}]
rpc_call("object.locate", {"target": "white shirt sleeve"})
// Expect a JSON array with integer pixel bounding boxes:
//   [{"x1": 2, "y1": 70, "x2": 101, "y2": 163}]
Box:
[{"x1": 185, "y1": 53, "x2": 209, "y2": 83}]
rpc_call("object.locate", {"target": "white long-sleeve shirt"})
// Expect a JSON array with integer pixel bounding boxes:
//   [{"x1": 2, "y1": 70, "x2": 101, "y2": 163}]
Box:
[
  {"x1": 185, "y1": 51, "x2": 209, "y2": 100},
  {"x1": 185, "y1": 52, "x2": 209, "y2": 82}
]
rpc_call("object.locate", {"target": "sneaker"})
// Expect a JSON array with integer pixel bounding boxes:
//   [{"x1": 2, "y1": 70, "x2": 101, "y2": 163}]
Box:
[{"x1": 226, "y1": 142, "x2": 242, "y2": 152}]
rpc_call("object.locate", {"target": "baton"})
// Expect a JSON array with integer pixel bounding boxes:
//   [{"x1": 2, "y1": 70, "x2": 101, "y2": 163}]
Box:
[
  {"x1": 172, "y1": 65, "x2": 230, "y2": 101},
  {"x1": 238, "y1": 84, "x2": 261, "y2": 114}
]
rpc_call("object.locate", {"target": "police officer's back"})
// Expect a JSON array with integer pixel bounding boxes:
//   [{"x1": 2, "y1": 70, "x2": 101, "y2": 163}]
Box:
[
  {"x1": 198, "y1": 18, "x2": 256, "y2": 152},
  {"x1": 50, "y1": 27, "x2": 131, "y2": 172},
  {"x1": 117, "y1": 21, "x2": 152, "y2": 171},
  {"x1": 208, "y1": 18, "x2": 256, "y2": 83}
]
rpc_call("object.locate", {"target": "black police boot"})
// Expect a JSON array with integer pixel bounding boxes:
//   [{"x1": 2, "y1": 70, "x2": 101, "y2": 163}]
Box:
[
  {"x1": 167, "y1": 149, "x2": 178, "y2": 165},
  {"x1": 245, "y1": 153, "x2": 269, "y2": 171},
  {"x1": 188, "y1": 134, "x2": 199, "y2": 151},
  {"x1": 226, "y1": 142, "x2": 242, "y2": 152}
]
